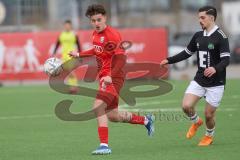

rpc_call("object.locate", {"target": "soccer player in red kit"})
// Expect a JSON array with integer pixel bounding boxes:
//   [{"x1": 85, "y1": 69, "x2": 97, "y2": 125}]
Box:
[{"x1": 69, "y1": 4, "x2": 155, "y2": 155}]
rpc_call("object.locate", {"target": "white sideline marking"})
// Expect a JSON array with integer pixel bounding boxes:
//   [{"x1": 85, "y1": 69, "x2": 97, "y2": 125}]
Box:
[
  {"x1": 120, "y1": 100, "x2": 179, "y2": 108},
  {"x1": 119, "y1": 97, "x2": 240, "y2": 108},
  {"x1": 0, "y1": 114, "x2": 53, "y2": 120},
  {"x1": 119, "y1": 108, "x2": 236, "y2": 112},
  {"x1": 0, "y1": 97, "x2": 238, "y2": 120},
  {"x1": 0, "y1": 108, "x2": 236, "y2": 120},
  {"x1": 230, "y1": 95, "x2": 240, "y2": 99}
]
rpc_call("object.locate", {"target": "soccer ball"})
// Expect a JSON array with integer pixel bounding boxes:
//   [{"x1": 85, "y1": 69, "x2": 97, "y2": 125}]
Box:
[{"x1": 44, "y1": 57, "x2": 62, "y2": 76}]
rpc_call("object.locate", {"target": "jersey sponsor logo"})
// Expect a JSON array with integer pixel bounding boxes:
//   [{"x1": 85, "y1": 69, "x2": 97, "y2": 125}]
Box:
[
  {"x1": 208, "y1": 43, "x2": 214, "y2": 50},
  {"x1": 93, "y1": 40, "x2": 132, "y2": 54},
  {"x1": 104, "y1": 40, "x2": 132, "y2": 52},
  {"x1": 93, "y1": 45, "x2": 104, "y2": 53},
  {"x1": 104, "y1": 41, "x2": 117, "y2": 52}
]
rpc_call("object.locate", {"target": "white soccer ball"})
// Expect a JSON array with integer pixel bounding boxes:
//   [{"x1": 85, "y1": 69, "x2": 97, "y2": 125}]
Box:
[{"x1": 44, "y1": 57, "x2": 62, "y2": 76}]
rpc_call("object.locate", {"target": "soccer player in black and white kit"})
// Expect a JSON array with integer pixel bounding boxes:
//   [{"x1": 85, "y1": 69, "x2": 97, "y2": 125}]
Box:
[{"x1": 160, "y1": 6, "x2": 230, "y2": 146}]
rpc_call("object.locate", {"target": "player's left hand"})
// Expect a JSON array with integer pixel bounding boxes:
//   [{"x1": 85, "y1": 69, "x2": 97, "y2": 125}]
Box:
[
  {"x1": 204, "y1": 67, "x2": 216, "y2": 77},
  {"x1": 101, "y1": 76, "x2": 112, "y2": 85},
  {"x1": 100, "y1": 76, "x2": 112, "y2": 90},
  {"x1": 69, "y1": 50, "x2": 80, "y2": 58}
]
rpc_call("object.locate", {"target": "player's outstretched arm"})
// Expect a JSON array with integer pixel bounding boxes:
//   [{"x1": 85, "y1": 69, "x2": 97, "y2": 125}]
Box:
[
  {"x1": 69, "y1": 48, "x2": 95, "y2": 58},
  {"x1": 166, "y1": 50, "x2": 192, "y2": 64},
  {"x1": 164, "y1": 32, "x2": 198, "y2": 65}
]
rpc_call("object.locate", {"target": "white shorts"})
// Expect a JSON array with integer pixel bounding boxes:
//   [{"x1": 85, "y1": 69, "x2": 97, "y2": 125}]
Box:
[{"x1": 185, "y1": 81, "x2": 225, "y2": 107}]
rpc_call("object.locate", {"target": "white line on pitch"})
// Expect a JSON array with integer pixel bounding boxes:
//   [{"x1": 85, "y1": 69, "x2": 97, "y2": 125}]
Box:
[
  {"x1": 119, "y1": 100, "x2": 179, "y2": 108},
  {"x1": 0, "y1": 114, "x2": 53, "y2": 120},
  {"x1": 0, "y1": 99, "x2": 238, "y2": 120},
  {"x1": 119, "y1": 108, "x2": 236, "y2": 112}
]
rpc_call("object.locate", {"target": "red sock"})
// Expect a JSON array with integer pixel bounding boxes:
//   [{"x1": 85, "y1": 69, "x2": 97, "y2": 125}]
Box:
[
  {"x1": 98, "y1": 127, "x2": 108, "y2": 145},
  {"x1": 130, "y1": 114, "x2": 145, "y2": 125}
]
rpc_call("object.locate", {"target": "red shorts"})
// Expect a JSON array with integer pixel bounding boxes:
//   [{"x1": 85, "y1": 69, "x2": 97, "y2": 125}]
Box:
[{"x1": 96, "y1": 77, "x2": 124, "y2": 110}]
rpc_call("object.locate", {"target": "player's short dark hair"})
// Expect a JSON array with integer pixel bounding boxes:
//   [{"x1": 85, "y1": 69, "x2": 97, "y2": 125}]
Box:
[
  {"x1": 64, "y1": 20, "x2": 72, "y2": 24},
  {"x1": 198, "y1": 6, "x2": 217, "y2": 21},
  {"x1": 85, "y1": 4, "x2": 106, "y2": 18}
]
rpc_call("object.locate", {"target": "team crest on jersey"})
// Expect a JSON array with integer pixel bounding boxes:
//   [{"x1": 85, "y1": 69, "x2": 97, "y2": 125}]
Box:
[
  {"x1": 100, "y1": 36, "x2": 105, "y2": 43},
  {"x1": 208, "y1": 43, "x2": 214, "y2": 50}
]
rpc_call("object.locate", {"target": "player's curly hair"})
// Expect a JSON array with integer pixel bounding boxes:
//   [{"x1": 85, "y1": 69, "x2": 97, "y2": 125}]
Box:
[
  {"x1": 199, "y1": 6, "x2": 217, "y2": 21},
  {"x1": 85, "y1": 4, "x2": 106, "y2": 18}
]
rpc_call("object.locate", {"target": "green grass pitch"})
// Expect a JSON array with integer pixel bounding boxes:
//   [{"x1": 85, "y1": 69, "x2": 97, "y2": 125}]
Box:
[{"x1": 0, "y1": 79, "x2": 239, "y2": 160}]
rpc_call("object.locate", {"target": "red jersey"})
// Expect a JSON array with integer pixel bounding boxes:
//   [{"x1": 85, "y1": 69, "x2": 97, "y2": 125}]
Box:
[{"x1": 81, "y1": 26, "x2": 125, "y2": 79}]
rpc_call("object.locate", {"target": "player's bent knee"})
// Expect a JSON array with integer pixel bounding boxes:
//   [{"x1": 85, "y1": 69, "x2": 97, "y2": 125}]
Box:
[
  {"x1": 182, "y1": 102, "x2": 193, "y2": 111},
  {"x1": 204, "y1": 110, "x2": 214, "y2": 120}
]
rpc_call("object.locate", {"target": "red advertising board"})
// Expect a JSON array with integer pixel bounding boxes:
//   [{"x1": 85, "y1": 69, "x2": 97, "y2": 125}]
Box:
[{"x1": 0, "y1": 28, "x2": 167, "y2": 81}]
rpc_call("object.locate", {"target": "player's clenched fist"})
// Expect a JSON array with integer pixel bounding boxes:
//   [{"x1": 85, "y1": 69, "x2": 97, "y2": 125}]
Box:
[
  {"x1": 204, "y1": 67, "x2": 216, "y2": 77},
  {"x1": 100, "y1": 76, "x2": 112, "y2": 90}
]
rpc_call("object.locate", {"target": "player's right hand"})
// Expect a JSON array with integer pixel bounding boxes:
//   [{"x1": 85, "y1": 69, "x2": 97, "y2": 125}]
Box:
[
  {"x1": 69, "y1": 50, "x2": 80, "y2": 58},
  {"x1": 160, "y1": 59, "x2": 169, "y2": 67}
]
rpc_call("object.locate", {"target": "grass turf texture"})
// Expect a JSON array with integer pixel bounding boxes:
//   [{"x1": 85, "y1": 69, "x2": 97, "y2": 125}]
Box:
[{"x1": 0, "y1": 79, "x2": 239, "y2": 160}]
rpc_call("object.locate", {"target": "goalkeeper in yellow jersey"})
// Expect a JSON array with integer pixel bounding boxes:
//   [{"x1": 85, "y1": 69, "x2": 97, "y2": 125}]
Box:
[{"x1": 53, "y1": 20, "x2": 81, "y2": 93}]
